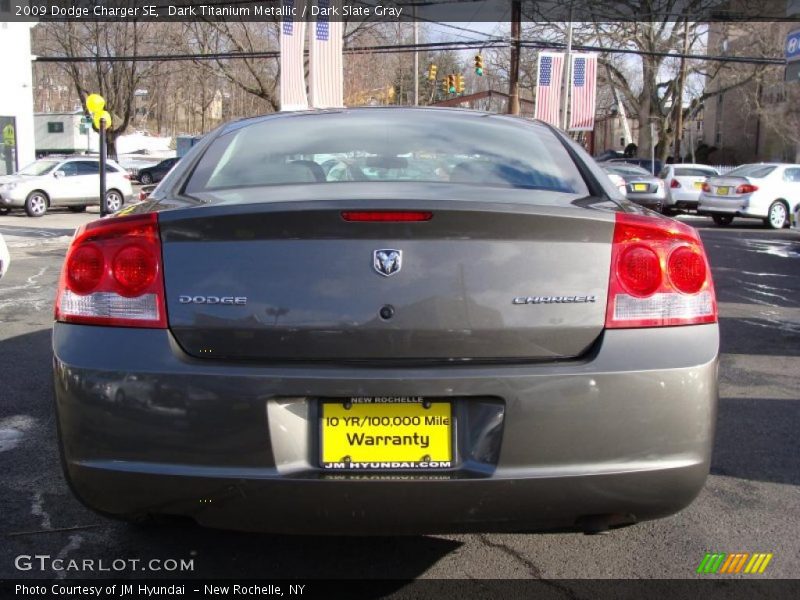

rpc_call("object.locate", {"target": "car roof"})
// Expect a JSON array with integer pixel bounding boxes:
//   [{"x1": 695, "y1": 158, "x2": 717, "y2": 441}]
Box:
[
  {"x1": 599, "y1": 163, "x2": 653, "y2": 174},
  {"x1": 220, "y1": 106, "x2": 555, "y2": 135},
  {"x1": 670, "y1": 164, "x2": 718, "y2": 170},
  {"x1": 41, "y1": 155, "x2": 106, "y2": 162}
]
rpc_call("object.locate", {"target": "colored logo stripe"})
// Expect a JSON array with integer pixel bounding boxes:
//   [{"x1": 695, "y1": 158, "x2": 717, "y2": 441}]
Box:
[
  {"x1": 697, "y1": 553, "x2": 726, "y2": 573},
  {"x1": 744, "y1": 553, "x2": 773, "y2": 574},
  {"x1": 720, "y1": 553, "x2": 748, "y2": 573},
  {"x1": 697, "y1": 553, "x2": 773, "y2": 574}
]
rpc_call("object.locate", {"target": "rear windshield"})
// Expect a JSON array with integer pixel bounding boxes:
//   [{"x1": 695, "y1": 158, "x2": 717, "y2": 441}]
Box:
[
  {"x1": 725, "y1": 165, "x2": 777, "y2": 178},
  {"x1": 185, "y1": 110, "x2": 589, "y2": 197},
  {"x1": 674, "y1": 167, "x2": 717, "y2": 177}
]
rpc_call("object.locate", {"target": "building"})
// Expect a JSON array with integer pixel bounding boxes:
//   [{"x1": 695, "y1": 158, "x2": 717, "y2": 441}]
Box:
[
  {"x1": 703, "y1": 2, "x2": 800, "y2": 164},
  {"x1": 0, "y1": 12, "x2": 36, "y2": 175},
  {"x1": 34, "y1": 111, "x2": 99, "y2": 156},
  {"x1": 592, "y1": 110, "x2": 640, "y2": 156}
]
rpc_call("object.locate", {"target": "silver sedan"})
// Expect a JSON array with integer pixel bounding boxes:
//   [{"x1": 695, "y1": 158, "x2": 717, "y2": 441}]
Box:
[{"x1": 601, "y1": 163, "x2": 667, "y2": 212}]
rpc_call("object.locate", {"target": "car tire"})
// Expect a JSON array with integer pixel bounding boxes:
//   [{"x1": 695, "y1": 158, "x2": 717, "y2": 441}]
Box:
[
  {"x1": 24, "y1": 191, "x2": 48, "y2": 217},
  {"x1": 104, "y1": 190, "x2": 124, "y2": 213},
  {"x1": 139, "y1": 172, "x2": 153, "y2": 185},
  {"x1": 765, "y1": 201, "x2": 788, "y2": 229},
  {"x1": 68, "y1": 206, "x2": 87, "y2": 213},
  {"x1": 711, "y1": 215, "x2": 733, "y2": 226}
]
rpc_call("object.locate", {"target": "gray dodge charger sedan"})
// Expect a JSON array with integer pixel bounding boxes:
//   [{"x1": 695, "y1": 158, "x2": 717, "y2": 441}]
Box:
[{"x1": 53, "y1": 108, "x2": 719, "y2": 534}]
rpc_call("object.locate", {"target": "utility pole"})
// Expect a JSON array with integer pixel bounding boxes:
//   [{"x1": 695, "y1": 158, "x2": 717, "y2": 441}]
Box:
[
  {"x1": 650, "y1": 120, "x2": 656, "y2": 176},
  {"x1": 413, "y1": 4, "x2": 419, "y2": 106},
  {"x1": 508, "y1": 0, "x2": 521, "y2": 115},
  {"x1": 99, "y1": 118, "x2": 107, "y2": 217},
  {"x1": 673, "y1": 21, "x2": 690, "y2": 162},
  {"x1": 561, "y1": 11, "x2": 574, "y2": 130}
]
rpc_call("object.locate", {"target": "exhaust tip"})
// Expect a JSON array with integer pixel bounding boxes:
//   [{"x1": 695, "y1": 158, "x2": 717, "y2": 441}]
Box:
[{"x1": 576, "y1": 513, "x2": 637, "y2": 535}]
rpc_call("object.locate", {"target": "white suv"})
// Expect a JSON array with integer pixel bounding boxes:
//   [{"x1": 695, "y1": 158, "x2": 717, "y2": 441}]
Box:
[{"x1": 0, "y1": 157, "x2": 133, "y2": 217}]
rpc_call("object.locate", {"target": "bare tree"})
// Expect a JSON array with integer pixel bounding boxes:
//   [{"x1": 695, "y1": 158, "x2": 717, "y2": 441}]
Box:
[
  {"x1": 33, "y1": 22, "x2": 159, "y2": 158},
  {"x1": 515, "y1": 1, "x2": 777, "y2": 161}
]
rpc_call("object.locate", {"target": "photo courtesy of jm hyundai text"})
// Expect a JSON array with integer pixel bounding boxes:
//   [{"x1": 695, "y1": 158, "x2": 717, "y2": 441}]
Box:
[{"x1": 52, "y1": 108, "x2": 719, "y2": 535}]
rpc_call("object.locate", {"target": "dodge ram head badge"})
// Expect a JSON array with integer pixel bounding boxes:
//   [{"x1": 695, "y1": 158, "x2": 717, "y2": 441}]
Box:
[{"x1": 373, "y1": 249, "x2": 402, "y2": 277}]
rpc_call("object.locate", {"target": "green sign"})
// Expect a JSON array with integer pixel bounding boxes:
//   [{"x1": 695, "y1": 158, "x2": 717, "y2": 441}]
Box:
[{"x1": 2, "y1": 124, "x2": 14, "y2": 146}]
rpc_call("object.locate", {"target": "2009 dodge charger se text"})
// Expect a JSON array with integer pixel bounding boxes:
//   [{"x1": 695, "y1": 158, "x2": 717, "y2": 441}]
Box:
[{"x1": 53, "y1": 108, "x2": 719, "y2": 534}]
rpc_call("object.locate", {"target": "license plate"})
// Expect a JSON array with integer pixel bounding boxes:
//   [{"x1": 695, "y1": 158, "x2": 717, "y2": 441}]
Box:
[
  {"x1": 320, "y1": 398, "x2": 452, "y2": 470},
  {"x1": 632, "y1": 183, "x2": 648, "y2": 192},
  {"x1": 716, "y1": 186, "x2": 729, "y2": 195},
  {"x1": 693, "y1": 181, "x2": 703, "y2": 190}
]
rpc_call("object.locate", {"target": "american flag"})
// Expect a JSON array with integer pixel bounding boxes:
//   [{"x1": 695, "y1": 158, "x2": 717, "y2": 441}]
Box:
[
  {"x1": 569, "y1": 54, "x2": 598, "y2": 131},
  {"x1": 309, "y1": 0, "x2": 344, "y2": 108},
  {"x1": 279, "y1": 0, "x2": 308, "y2": 111},
  {"x1": 534, "y1": 53, "x2": 565, "y2": 127}
]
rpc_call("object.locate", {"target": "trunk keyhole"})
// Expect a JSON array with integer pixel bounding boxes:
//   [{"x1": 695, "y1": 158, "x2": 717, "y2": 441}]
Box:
[{"x1": 379, "y1": 305, "x2": 395, "y2": 320}]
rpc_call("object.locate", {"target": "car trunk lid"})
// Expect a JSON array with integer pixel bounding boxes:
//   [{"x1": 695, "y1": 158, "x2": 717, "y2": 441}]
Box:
[{"x1": 158, "y1": 192, "x2": 616, "y2": 362}]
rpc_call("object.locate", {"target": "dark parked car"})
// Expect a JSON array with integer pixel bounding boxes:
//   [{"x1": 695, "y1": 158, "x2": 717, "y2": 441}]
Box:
[
  {"x1": 53, "y1": 108, "x2": 719, "y2": 534},
  {"x1": 606, "y1": 157, "x2": 664, "y2": 176},
  {"x1": 136, "y1": 157, "x2": 179, "y2": 185},
  {"x1": 599, "y1": 162, "x2": 667, "y2": 212},
  {"x1": 594, "y1": 149, "x2": 626, "y2": 162}
]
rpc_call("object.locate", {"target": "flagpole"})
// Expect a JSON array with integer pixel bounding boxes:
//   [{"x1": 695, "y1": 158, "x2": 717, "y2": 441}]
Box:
[{"x1": 561, "y1": 7, "x2": 573, "y2": 130}]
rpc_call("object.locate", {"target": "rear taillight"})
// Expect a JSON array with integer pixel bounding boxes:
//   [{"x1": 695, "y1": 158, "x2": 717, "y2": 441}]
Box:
[
  {"x1": 341, "y1": 211, "x2": 433, "y2": 222},
  {"x1": 605, "y1": 213, "x2": 717, "y2": 328},
  {"x1": 670, "y1": 179, "x2": 681, "y2": 188},
  {"x1": 735, "y1": 184, "x2": 758, "y2": 194},
  {"x1": 702, "y1": 182, "x2": 711, "y2": 193},
  {"x1": 55, "y1": 213, "x2": 166, "y2": 328}
]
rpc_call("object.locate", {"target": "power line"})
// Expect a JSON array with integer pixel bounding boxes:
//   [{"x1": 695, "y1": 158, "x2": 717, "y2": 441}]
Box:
[{"x1": 33, "y1": 38, "x2": 787, "y2": 66}]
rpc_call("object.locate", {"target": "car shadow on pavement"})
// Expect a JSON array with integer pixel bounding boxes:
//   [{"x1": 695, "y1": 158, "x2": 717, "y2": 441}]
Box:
[
  {"x1": 711, "y1": 396, "x2": 800, "y2": 486},
  {"x1": 119, "y1": 523, "x2": 462, "y2": 581}
]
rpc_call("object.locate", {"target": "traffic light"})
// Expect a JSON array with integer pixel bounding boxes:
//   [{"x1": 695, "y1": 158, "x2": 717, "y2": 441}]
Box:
[
  {"x1": 456, "y1": 74, "x2": 465, "y2": 94},
  {"x1": 442, "y1": 79, "x2": 450, "y2": 95},
  {"x1": 427, "y1": 63, "x2": 438, "y2": 81},
  {"x1": 448, "y1": 74, "x2": 456, "y2": 94},
  {"x1": 474, "y1": 54, "x2": 484, "y2": 76}
]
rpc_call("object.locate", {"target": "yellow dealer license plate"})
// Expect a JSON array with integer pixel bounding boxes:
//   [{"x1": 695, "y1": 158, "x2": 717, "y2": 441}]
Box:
[
  {"x1": 693, "y1": 181, "x2": 704, "y2": 189},
  {"x1": 632, "y1": 183, "x2": 648, "y2": 192},
  {"x1": 717, "y1": 186, "x2": 729, "y2": 195},
  {"x1": 320, "y1": 398, "x2": 452, "y2": 470}
]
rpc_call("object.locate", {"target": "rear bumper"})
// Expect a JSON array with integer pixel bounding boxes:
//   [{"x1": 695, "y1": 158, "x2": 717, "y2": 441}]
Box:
[
  {"x1": 697, "y1": 196, "x2": 765, "y2": 218},
  {"x1": 626, "y1": 194, "x2": 664, "y2": 210},
  {"x1": 665, "y1": 191, "x2": 701, "y2": 209},
  {"x1": 53, "y1": 323, "x2": 719, "y2": 534}
]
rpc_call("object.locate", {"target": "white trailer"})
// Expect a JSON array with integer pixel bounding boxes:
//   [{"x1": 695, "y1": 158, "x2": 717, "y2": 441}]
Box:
[{"x1": 34, "y1": 112, "x2": 99, "y2": 156}]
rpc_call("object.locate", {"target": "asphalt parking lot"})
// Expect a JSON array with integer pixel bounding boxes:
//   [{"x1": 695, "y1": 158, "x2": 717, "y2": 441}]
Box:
[{"x1": 0, "y1": 207, "x2": 798, "y2": 581}]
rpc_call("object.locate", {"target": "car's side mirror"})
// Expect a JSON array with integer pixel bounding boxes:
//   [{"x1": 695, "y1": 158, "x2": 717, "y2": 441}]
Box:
[{"x1": 53, "y1": 170, "x2": 65, "y2": 178}]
